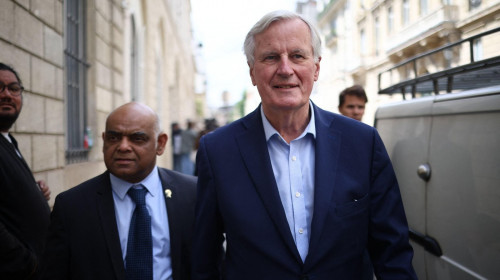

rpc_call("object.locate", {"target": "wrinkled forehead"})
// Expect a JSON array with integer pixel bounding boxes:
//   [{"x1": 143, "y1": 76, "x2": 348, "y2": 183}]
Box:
[
  {"x1": 106, "y1": 111, "x2": 155, "y2": 132},
  {"x1": 255, "y1": 19, "x2": 312, "y2": 50}
]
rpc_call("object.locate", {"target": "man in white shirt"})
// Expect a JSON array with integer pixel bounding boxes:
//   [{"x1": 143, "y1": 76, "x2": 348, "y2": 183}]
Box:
[{"x1": 192, "y1": 11, "x2": 416, "y2": 280}]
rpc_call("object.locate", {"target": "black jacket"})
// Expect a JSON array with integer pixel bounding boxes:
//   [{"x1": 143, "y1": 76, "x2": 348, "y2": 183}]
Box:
[{"x1": 0, "y1": 134, "x2": 50, "y2": 279}]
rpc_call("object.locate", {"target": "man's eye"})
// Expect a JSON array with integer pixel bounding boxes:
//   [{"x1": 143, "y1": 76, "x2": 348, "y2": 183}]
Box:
[
  {"x1": 132, "y1": 136, "x2": 147, "y2": 142},
  {"x1": 264, "y1": 55, "x2": 277, "y2": 61},
  {"x1": 8, "y1": 85, "x2": 21, "y2": 92},
  {"x1": 105, "y1": 134, "x2": 121, "y2": 141}
]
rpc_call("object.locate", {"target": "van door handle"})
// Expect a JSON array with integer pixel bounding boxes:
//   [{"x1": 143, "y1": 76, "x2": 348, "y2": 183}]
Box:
[
  {"x1": 409, "y1": 228, "x2": 442, "y2": 257},
  {"x1": 417, "y1": 163, "x2": 431, "y2": 181}
]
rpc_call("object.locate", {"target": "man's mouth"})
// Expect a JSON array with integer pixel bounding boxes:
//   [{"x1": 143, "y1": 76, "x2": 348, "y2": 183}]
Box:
[
  {"x1": 0, "y1": 103, "x2": 15, "y2": 111},
  {"x1": 115, "y1": 158, "x2": 134, "y2": 164},
  {"x1": 274, "y1": 85, "x2": 297, "y2": 89}
]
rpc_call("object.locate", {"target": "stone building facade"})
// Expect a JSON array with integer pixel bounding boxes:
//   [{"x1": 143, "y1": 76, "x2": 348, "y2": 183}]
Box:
[
  {"x1": 0, "y1": 0, "x2": 199, "y2": 204},
  {"x1": 315, "y1": 0, "x2": 500, "y2": 125}
]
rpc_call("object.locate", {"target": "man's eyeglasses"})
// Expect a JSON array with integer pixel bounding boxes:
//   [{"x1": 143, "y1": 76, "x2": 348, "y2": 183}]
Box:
[{"x1": 0, "y1": 83, "x2": 24, "y2": 96}]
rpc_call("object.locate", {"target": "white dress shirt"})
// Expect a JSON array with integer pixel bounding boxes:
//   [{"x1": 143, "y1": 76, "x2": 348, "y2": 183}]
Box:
[
  {"x1": 110, "y1": 167, "x2": 173, "y2": 280},
  {"x1": 260, "y1": 103, "x2": 316, "y2": 262}
]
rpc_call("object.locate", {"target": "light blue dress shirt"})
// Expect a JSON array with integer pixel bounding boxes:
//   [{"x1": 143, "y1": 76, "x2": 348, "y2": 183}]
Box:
[
  {"x1": 110, "y1": 167, "x2": 173, "y2": 280},
  {"x1": 260, "y1": 103, "x2": 316, "y2": 262}
]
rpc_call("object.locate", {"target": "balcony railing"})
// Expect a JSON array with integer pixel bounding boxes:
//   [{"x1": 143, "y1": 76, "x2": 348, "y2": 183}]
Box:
[{"x1": 385, "y1": 5, "x2": 459, "y2": 54}]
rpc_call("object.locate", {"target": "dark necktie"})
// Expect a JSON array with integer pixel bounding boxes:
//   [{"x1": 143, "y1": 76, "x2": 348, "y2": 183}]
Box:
[{"x1": 125, "y1": 185, "x2": 153, "y2": 280}]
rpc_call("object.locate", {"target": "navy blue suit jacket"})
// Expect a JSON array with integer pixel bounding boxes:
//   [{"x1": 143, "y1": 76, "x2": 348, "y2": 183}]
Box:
[
  {"x1": 192, "y1": 103, "x2": 416, "y2": 279},
  {"x1": 41, "y1": 168, "x2": 196, "y2": 280}
]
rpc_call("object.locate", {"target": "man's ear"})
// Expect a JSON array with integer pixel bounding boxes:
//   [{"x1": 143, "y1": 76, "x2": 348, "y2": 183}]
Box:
[
  {"x1": 314, "y1": 56, "x2": 321, "y2": 81},
  {"x1": 102, "y1": 132, "x2": 106, "y2": 152},
  {"x1": 248, "y1": 62, "x2": 256, "y2": 86},
  {"x1": 156, "y1": 133, "x2": 168, "y2": 155}
]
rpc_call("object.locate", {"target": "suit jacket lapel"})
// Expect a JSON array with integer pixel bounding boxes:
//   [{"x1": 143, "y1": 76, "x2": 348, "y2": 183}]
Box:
[
  {"x1": 307, "y1": 105, "x2": 341, "y2": 264},
  {"x1": 96, "y1": 172, "x2": 126, "y2": 279},
  {"x1": 236, "y1": 107, "x2": 302, "y2": 263},
  {"x1": 158, "y1": 168, "x2": 182, "y2": 278},
  {"x1": 2, "y1": 134, "x2": 36, "y2": 181}
]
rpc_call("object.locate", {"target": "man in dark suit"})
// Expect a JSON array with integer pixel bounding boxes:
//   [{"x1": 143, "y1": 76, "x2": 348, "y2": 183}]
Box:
[
  {"x1": 42, "y1": 102, "x2": 196, "y2": 280},
  {"x1": 192, "y1": 11, "x2": 417, "y2": 279},
  {"x1": 0, "y1": 62, "x2": 51, "y2": 279}
]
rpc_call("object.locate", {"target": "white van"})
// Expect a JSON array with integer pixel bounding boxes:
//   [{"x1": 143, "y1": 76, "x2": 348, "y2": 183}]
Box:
[
  {"x1": 375, "y1": 85, "x2": 500, "y2": 280},
  {"x1": 374, "y1": 28, "x2": 500, "y2": 280}
]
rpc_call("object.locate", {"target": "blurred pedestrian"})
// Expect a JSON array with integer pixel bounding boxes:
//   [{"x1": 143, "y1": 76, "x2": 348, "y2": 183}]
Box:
[
  {"x1": 338, "y1": 85, "x2": 368, "y2": 121},
  {"x1": 172, "y1": 122, "x2": 182, "y2": 172},
  {"x1": 179, "y1": 120, "x2": 197, "y2": 175},
  {"x1": 339, "y1": 85, "x2": 372, "y2": 279}
]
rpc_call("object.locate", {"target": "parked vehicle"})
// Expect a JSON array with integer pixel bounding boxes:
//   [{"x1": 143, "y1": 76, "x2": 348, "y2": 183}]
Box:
[{"x1": 374, "y1": 28, "x2": 500, "y2": 280}]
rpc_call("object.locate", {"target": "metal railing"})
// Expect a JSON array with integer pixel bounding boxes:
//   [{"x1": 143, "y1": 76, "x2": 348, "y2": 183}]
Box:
[{"x1": 378, "y1": 27, "x2": 500, "y2": 99}]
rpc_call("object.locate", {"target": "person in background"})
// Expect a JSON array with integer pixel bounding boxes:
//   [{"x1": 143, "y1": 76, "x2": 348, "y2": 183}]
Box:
[
  {"x1": 0, "y1": 62, "x2": 51, "y2": 279},
  {"x1": 338, "y1": 85, "x2": 368, "y2": 121},
  {"x1": 191, "y1": 10, "x2": 416, "y2": 280},
  {"x1": 179, "y1": 120, "x2": 197, "y2": 175},
  {"x1": 172, "y1": 122, "x2": 183, "y2": 172},
  {"x1": 339, "y1": 86, "x2": 373, "y2": 279},
  {"x1": 194, "y1": 118, "x2": 219, "y2": 176},
  {"x1": 42, "y1": 102, "x2": 196, "y2": 280}
]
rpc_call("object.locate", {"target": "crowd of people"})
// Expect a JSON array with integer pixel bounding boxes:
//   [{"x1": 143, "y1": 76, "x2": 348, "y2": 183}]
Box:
[{"x1": 1, "y1": 10, "x2": 416, "y2": 280}]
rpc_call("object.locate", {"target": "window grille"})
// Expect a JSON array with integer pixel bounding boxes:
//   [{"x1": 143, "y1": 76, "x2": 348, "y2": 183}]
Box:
[{"x1": 65, "y1": 0, "x2": 89, "y2": 164}]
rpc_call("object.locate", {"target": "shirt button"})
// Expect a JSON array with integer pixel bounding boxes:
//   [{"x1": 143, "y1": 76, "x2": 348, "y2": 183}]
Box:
[
  {"x1": 295, "y1": 192, "x2": 301, "y2": 198},
  {"x1": 292, "y1": 156, "x2": 297, "y2": 161},
  {"x1": 299, "y1": 228, "x2": 304, "y2": 234}
]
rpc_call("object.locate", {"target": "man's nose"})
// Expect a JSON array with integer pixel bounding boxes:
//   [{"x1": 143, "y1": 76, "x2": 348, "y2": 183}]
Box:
[
  {"x1": 117, "y1": 137, "x2": 132, "y2": 150},
  {"x1": 0, "y1": 88, "x2": 12, "y2": 98},
  {"x1": 277, "y1": 57, "x2": 294, "y2": 76},
  {"x1": 354, "y1": 107, "x2": 363, "y2": 114}
]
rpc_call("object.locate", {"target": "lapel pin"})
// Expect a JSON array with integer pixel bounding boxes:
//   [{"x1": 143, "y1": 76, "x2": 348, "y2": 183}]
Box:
[{"x1": 165, "y1": 189, "x2": 172, "y2": 198}]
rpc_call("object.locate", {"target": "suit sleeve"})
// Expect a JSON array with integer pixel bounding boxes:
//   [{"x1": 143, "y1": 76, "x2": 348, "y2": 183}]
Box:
[
  {"x1": 0, "y1": 220, "x2": 38, "y2": 279},
  {"x1": 40, "y1": 194, "x2": 70, "y2": 280},
  {"x1": 368, "y1": 130, "x2": 417, "y2": 279},
  {"x1": 0, "y1": 155, "x2": 47, "y2": 279},
  {"x1": 191, "y1": 137, "x2": 225, "y2": 280}
]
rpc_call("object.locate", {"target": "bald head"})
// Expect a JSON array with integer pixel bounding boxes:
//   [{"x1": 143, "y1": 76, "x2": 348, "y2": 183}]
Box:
[
  {"x1": 106, "y1": 102, "x2": 161, "y2": 136},
  {"x1": 103, "y1": 102, "x2": 167, "y2": 183}
]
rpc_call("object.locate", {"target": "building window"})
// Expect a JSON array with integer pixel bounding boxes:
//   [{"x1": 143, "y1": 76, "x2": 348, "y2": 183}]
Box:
[
  {"x1": 473, "y1": 38, "x2": 483, "y2": 61},
  {"x1": 420, "y1": 0, "x2": 428, "y2": 16},
  {"x1": 469, "y1": 0, "x2": 481, "y2": 10},
  {"x1": 375, "y1": 17, "x2": 380, "y2": 55},
  {"x1": 130, "y1": 16, "x2": 139, "y2": 101},
  {"x1": 330, "y1": 18, "x2": 337, "y2": 37},
  {"x1": 388, "y1": 6, "x2": 394, "y2": 32},
  {"x1": 360, "y1": 28, "x2": 367, "y2": 55},
  {"x1": 65, "y1": 0, "x2": 89, "y2": 164},
  {"x1": 155, "y1": 53, "x2": 163, "y2": 113},
  {"x1": 402, "y1": 0, "x2": 410, "y2": 25}
]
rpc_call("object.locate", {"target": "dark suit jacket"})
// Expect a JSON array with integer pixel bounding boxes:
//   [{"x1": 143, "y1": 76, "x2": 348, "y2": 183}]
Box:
[
  {"x1": 0, "y1": 134, "x2": 51, "y2": 279},
  {"x1": 192, "y1": 103, "x2": 417, "y2": 280},
  {"x1": 41, "y1": 168, "x2": 196, "y2": 280}
]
